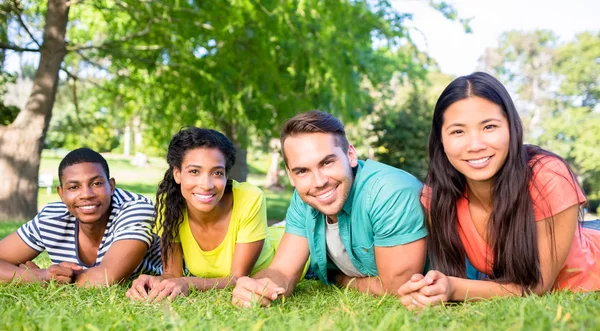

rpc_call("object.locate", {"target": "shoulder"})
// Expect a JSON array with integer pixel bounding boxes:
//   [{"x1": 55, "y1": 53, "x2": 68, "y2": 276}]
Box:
[
  {"x1": 232, "y1": 181, "x2": 265, "y2": 206},
  {"x1": 529, "y1": 154, "x2": 577, "y2": 190},
  {"x1": 359, "y1": 160, "x2": 423, "y2": 193},
  {"x1": 112, "y1": 188, "x2": 154, "y2": 209}
]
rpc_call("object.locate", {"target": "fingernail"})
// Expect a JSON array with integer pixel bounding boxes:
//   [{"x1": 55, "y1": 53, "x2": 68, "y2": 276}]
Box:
[
  {"x1": 271, "y1": 293, "x2": 278, "y2": 300},
  {"x1": 425, "y1": 277, "x2": 433, "y2": 284}
]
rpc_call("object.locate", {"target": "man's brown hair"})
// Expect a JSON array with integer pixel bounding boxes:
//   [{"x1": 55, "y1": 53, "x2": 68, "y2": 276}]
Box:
[{"x1": 280, "y1": 110, "x2": 349, "y2": 165}]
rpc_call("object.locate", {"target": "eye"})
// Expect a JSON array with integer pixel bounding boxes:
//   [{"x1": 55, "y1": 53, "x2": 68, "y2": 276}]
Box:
[
  {"x1": 188, "y1": 169, "x2": 199, "y2": 174},
  {"x1": 68, "y1": 185, "x2": 78, "y2": 190},
  {"x1": 450, "y1": 129, "x2": 464, "y2": 135},
  {"x1": 484, "y1": 124, "x2": 497, "y2": 130},
  {"x1": 323, "y1": 160, "x2": 333, "y2": 166},
  {"x1": 92, "y1": 181, "x2": 104, "y2": 187},
  {"x1": 295, "y1": 169, "x2": 307, "y2": 176},
  {"x1": 213, "y1": 170, "x2": 225, "y2": 177}
]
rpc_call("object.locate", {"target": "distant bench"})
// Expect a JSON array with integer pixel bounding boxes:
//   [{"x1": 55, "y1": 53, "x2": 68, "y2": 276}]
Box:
[{"x1": 38, "y1": 173, "x2": 54, "y2": 195}]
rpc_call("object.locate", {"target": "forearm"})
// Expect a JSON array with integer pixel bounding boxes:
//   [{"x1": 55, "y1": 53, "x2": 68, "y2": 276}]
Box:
[
  {"x1": 0, "y1": 261, "x2": 43, "y2": 283},
  {"x1": 185, "y1": 275, "x2": 238, "y2": 291},
  {"x1": 449, "y1": 277, "x2": 533, "y2": 301},
  {"x1": 335, "y1": 274, "x2": 388, "y2": 296}
]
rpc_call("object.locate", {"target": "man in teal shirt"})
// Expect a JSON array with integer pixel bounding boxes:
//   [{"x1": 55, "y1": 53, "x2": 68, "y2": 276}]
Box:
[{"x1": 232, "y1": 111, "x2": 426, "y2": 307}]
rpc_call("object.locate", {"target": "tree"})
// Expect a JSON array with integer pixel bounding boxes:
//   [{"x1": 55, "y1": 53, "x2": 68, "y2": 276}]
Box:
[
  {"x1": 0, "y1": 0, "x2": 69, "y2": 220},
  {"x1": 538, "y1": 32, "x2": 600, "y2": 195}
]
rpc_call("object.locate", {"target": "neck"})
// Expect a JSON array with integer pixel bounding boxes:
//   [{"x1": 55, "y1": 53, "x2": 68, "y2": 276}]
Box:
[
  {"x1": 187, "y1": 192, "x2": 233, "y2": 227},
  {"x1": 466, "y1": 179, "x2": 494, "y2": 210},
  {"x1": 78, "y1": 214, "x2": 109, "y2": 244}
]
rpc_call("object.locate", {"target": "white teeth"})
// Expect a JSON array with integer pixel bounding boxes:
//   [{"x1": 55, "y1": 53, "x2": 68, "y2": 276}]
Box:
[
  {"x1": 467, "y1": 157, "x2": 490, "y2": 165},
  {"x1": 79, "y1": 205, "x2": 96, "y2": 210},
  {"x1": 194, "y1": 194, "x2": 213, "y2": 199},
  {"x1": 317, "y1": 189, "x2": 335, "y2": 200}
]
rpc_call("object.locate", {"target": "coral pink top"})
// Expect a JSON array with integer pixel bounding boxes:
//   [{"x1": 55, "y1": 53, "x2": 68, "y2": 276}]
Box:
[{"x1": 423, "y1": 156, "x2": 600, "y2": 291}]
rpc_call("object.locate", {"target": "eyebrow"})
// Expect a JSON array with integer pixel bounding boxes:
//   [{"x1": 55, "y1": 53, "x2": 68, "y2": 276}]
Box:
[
  {"x1": 290, "y1": 154, "x2": 337, "y2": 173},
  {"x1": 184, "y1": 164, "x2": 225, "y2": 170},
  {"x1": 444, "y1": 118, "x2": 503, "y2": 130},
  {"x1": 63, "y1": 175, "x2": 104, "y2": 185}
]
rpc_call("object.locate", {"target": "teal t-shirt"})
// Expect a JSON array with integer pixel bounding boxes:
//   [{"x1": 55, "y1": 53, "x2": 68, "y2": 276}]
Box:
[{"x1": 285, "y1": 160, "x2": 427, "y2": 284}]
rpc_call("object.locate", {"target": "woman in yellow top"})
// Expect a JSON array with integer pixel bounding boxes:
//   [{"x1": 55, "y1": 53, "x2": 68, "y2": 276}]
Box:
[{"x1": 127, "y1": 127, "x2": 282, "y2": 301}]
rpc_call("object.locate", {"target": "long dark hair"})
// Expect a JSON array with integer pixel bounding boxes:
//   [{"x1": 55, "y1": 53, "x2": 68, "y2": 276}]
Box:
[
  {"x1": 426, "y1": 72, "x2": 582, "y2": 290},
  {"x1": 157, "y1": 127, "x2": 236, "y2": 267}
]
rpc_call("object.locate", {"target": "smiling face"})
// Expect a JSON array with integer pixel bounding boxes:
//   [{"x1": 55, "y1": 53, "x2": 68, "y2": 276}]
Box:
[
  {"x1": 57, "y1": 162, "x2": 115, "y2": 225},
  {"x1": 283, "y1": 132, "x2": 358, "y2": 219},
  {"x1": 173, "y1": 147, "x2": 228, "y2": 214},
  {"x1": 441, "y1": 96, "x2": 510, "y2": 187}
]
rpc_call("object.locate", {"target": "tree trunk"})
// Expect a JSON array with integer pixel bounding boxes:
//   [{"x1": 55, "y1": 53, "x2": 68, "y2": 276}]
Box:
[
  {"x1": 0, "y1": 0, "x2": 70, "y2": 221},
  {"x1": 265, "y1": 138, "x2": 283, "y2": 189},
  {"x1": 229, "y1": 146, "x2": 248, "y2": 182}
]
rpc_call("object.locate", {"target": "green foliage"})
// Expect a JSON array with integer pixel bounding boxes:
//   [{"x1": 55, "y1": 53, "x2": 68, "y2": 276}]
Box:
[
  {"x1": 361, "y1": 69, "x2": 453, "y2": 180},
  {"x1": 373, "y1": 89, "x2": 432, "y2": 180}
]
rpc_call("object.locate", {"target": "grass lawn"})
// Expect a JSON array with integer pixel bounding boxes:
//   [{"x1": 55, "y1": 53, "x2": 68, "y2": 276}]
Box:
[{"x1": 0, "y1": 220, "x2": 599, "y2": 331}]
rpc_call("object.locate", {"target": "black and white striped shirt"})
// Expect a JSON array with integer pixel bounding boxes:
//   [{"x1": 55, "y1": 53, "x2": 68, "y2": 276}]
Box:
[{"x1": 17, "y1": 188, "x2": 162, "y2": 275}]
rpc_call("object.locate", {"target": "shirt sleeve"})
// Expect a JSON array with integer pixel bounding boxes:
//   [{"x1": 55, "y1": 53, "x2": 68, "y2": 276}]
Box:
[
  {"x1": 16, "y1": 213, "x2": 45, "y2": 252},
  {"x1": 530, "y1": 156, "x2": 586, "y2": 221},
  {"x1": 112, "y1": 199, "x2": 156, "y2": 247},
  {"x1": 284, "y1": 190, "x2": 308, "y2": 238},
  {"x1": 236, "y1": 187, "x2": 268, "y2": 243},
  {"x1": 369, "y1": 175, "x2": 427, "y2": 247}
]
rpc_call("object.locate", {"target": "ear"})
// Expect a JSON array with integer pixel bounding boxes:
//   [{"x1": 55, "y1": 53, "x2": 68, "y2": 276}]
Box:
[
  {"x1": 285, "y1": 167, "x2": 296, "y2": 187},
  {"x1": 347, "y1": 144, "x2": 358, "y2": 167},
  {"x1": 57, "y1": 185, "x2": 64, "y2": 201},
  {"x1": 109, "y1": 178, "x2": 116, "y2": 194},
  {"x1": 173, "y1": 167, "x2": 181, "y2": 184}
]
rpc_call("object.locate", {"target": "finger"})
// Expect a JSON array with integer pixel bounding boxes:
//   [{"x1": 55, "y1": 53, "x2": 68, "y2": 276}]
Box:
[
  {"x1": 53, "y1": 275, "x2": 73, "y2": 284},
  {"x1": 147, "y1": 282, "x2": 167, "y2": 302},
  {"x1": 25, "y1": 261, "x2": 40, "y2": 269},
  {"x1": 410, "y1": 274, "x2": 425, "y2": 282},
  {"x1": 411, "y1": 291, "x2": 444, "y2": 307},
  {"x1": 424, "y1": 270, "x2": 443, "y2": 282},
  {"x1": 168, "y1": 288, "x2": 182, "y2": 301},
  {"x1": 245, "y1": 280, "x2": 283, "y2": 301},
  {"x1": 58, "y1": 262, "x2": 83, "y2": 270},
  {"x1": 398, "y1": 277, "x2": 430, "y2": 296},
  {"x1": 152, "y1": 288, "x2": 174, "y2": 302},
  {"x1": 127, "y1": 285, "x2": 147, "y2": 300},
  {"x1": 233, "y1": 288, "x2": 273, "y2": 307}
]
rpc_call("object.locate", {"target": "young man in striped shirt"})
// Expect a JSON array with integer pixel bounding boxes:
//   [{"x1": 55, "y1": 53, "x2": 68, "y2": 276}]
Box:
[{"x1": 0, "y1": 148, "x2": 162, "y2": 286}]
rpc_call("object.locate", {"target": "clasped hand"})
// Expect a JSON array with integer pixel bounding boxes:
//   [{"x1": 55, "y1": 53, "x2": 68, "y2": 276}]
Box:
[
  {"x1": 397, "y1": 270, "x2": 453, "y2": 310},
  {"x1": 126, "y1": 275, "x2": 190, "y2": 302}
]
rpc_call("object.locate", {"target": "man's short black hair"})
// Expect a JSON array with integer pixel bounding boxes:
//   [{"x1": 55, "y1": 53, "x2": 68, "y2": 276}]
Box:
[{"x1": 58, "y1": 148, "x2": 110, "y2": 185}]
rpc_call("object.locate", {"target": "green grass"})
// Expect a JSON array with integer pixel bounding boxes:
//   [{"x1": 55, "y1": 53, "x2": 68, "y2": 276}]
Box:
[{"x1": 1, "y1": 254, "x2": 600, "y2": 331}]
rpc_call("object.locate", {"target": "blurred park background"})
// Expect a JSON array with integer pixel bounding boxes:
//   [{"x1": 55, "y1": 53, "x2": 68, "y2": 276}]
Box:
[{"x1": 1, "y1": 0, "x2": 599, "y2": 222}]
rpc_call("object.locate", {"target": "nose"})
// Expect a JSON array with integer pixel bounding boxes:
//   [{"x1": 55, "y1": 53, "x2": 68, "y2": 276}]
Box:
[
  {"x1": 198, "y1": 174, "x2": 215, "y2": 190},
  {"x1": 466, "y1": 133, "x2": 486, "y2": 152},
  {"x1": 80, "y1": 184, "x2": 96, "y2": 199},
  {"x1": 313, "y1": 169, "x2": 329, "y2": 188}
]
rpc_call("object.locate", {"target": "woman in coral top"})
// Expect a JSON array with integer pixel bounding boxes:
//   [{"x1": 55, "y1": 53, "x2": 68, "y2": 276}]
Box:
[
  {"x1": 126, "y1": 127, "x2": 282, "y2": 301},
  {"x1": 398, "y1": 72, "x2": 600, "y2": 309}
]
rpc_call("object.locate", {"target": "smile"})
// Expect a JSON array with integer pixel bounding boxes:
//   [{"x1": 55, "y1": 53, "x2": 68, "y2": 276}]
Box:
[
  {"x1": 314, "y1": 186, "x2": 337, "y2": 201},
  {"x1": 76, "y1": 204, "x2": 100, "y2": 213},
  {"x1": 193, "y1": 193, "x2": 216, "y2": 202},
  {"x1": 466, "y1": 156, "x2": 491, "y2": 165}
]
